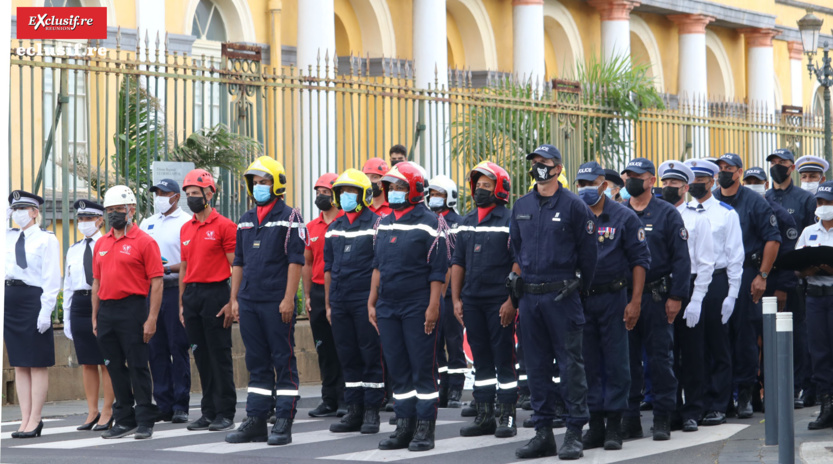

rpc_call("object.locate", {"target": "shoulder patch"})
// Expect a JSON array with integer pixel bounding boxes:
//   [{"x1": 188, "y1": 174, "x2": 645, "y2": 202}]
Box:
[
  {"x1": 637, "y1": 227, "x2": 646, "y2": 242},
  {"x1": 680, "y1": 227, "x2": 688, "y2": 241},
  {"x1": 719, "y1": 201, "x2": 733, "y2": 210},
  {"x1": 769, "y1": 214, "x2": 777, "y2": 227},
  {"x1": 586, "y1": 220, "x2": 595, "y2": 235},
  {"x1": 787, "y1": 228, "x2": 798, "y2": 240}
]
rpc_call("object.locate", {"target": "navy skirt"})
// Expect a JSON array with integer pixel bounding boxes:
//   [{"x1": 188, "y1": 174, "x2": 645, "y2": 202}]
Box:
[
  {"x1": 70, "y1": 291, "x2": 104, "y2": 365},
  {"x1": 4, "y1": 284, "x2": 55, "y2": 367}
]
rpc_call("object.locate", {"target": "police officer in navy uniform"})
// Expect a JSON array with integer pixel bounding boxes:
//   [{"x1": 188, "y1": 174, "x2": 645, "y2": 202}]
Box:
[
  {"x1": 5, "y1": 190, "x2": 61, "y2": 439},
  {"x1": 620, "y1": 158, "x2": 691, "y2": 441},
  {"x1": 713, "y1": 153, "x2": 781, "y2": 419},
  {"x1": 796, "y1": 155, "x2": 829, "y2": 194},
  {"x1": 510, "y1": 145, "x2": 597, "y2": 460},
  {"x1": 574, "y1": 162, "x2": 650, "y2": 451}
]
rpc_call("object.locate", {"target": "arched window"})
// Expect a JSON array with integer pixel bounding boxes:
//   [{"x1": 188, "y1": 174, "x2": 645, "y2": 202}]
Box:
[
  {"x1": 45, "y1": 0, "x2": 83, "y2": 6},
  {"x1": 191, "y1": 0, "x2": 227, "y2": 42}
]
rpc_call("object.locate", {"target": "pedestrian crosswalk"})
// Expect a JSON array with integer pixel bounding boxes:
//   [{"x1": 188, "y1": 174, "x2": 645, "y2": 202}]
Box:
[{"x1": 1, "y1": 409, "x2": 749, "y2": 464}]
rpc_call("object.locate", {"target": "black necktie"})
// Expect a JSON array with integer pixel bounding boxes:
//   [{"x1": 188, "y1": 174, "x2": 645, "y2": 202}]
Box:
[
  {"x1": 697, "y1": 204, "x2": 705, "y2": 213},
  {"x1": 84, "y1": 238, "x2": 93, "y2": 286},
  {"x1": 15, "y1": 233, "x2": 27, "y2": 269}
]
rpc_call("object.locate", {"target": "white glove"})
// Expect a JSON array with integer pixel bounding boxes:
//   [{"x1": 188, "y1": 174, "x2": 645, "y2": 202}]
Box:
[
  {"x1": 683, "y1": 299, "x2": 702, "y2": 328},
  {"x1": 721, "y1": 296, "x2": 736, "y2": 324},
  {"x1": 37, "y1": 313, "x2": 52, "y2": 334},
  {"x1": 63, "y1": 317, "x2": 73, "y2": 340}
]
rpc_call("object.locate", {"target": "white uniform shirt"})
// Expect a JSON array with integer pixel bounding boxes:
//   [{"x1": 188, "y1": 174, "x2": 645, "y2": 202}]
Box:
[
  {"x1": 677, "y1": 203, "x2": 715, "y2": 301},
  {"x1": 62, "y1": 231, "x2": 102, "y2": 311},
  {"x1": 139, "y1": 207, "x2": 191, "y2": 282},
  {"x1": 795, "y1": 222, "x2": 833, "y2": 286},
  {"x1": 690, "y1": 196, "x2": 745, "y2": 299},
  {"x1": 5, "y1": 226, "x2": 62, "y2": 314}
]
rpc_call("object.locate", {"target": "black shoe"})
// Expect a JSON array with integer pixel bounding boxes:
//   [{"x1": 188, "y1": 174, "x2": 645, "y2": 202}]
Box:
[
  {"x1": 225, "y1": 416, "x2": 268, "y2": 443},
  {"x1": 801, "y1": 390, "x2": 817, "y2": 408},
  {"x1": 523, "y1": 417, "x2": 534, "y2": 428},
  {"x1": 268, "y1": 418, "x2": 293, "y2": 445},
  {"x1": 172, "y1": 410, "x2": 189, "y2": 424},
  {"x1": 701, "y1": 411, "x2": 726, "y2": 426},
  {"x1": 209, "y1": 417, "x2": 235, "y2": 432},
  {"x1": 379, "y1": 417, "x2": 416, "y2": 450},
  {"x1": 461, "y1": 399, "x2": 477, "y2": 417},
  {"x1": 330, "y1": 404, "x2": 363, "y2": 433},
  {"x1": 621, "y1": 416, "x2": 643, "y2": 439},
  {"x1": 17, "y1": 421, "x2": 44, "y2": 439},
  {"x1": 515, "y1": 426, "x2": 557, "y2": 459},
  {"x1": 652, "y1": 415, "x2": 670, "y2": 441},
  {"x1": 461, "y1": 401, "x2": 496, "y2": 437},
  {"x1": 604, "y1": 412, "x2": 623, "y2": 450},
  {"x1": 101, "y1": 424, "x2": 136, "y2": 439},
  {"x1": 639, "y1": 401, "x2": 653, "y2": 411},
  {"x1": 553, "y1": 402, "x2": 566, "y2": 429},
  {"x1": 795, "y1": 395, "x2": 805, "y2": 409},
  {"x1": 187, "y1": 415, "x2": 212, "y2": 431},
  {"x1": 559, "y1": 428, "x2": 584, "y2": 460},
  {"x1": 77, "y1": 413, "x2": 101, "y2": 431},
  {"x1": 447, "y1": 389, "x2": 463, "y2": 408},
  {"x1": 682, "y1": 418, "x2": 698, "y2": 432},
  {"x1": 156, "y1": 411, "x2": 173, "y2": 423},
  {"x1": 11, "y1": 431, "x2": 22, "y2": 438},
  {"x1": 268, "y1": 412, "x2": 276, "y2": 425},
  {"x1": 517, "y1": 393, "x2": 532, "y2": 411},
  {"x1": 737, "y1": 387, "x2": 754, "y2": 419},
  {"x1": 309, "y1": 403, "x2": 339, "y2": 417},
  {"x1": 389, "y1": 414, "x2": 397, "y2": 425},
  {"x1": 385, "y1": 403, "x2": 394, "y2": 412},
  {"x1": 93, "y1": 417, "x2": 114, "y2": 432},
  {"x1": 495, "y1": 403, "x2": 517, "y2": 438},
  {"x1": 408, "y1": 420, "x2": 435, "y2": 451},
  {"x1": 808, "y1": 394, "x2": 833, "y2": 430},
  {"x1": 361, "y1": 407, "x2": 381, "y2": 434},
  {"x1": 337, "y1": 405, "x2": 348, "y2": 418},
  {"x1": 581, "y1": 411, "x2": 605, "y2": 450},
  {"x1": 725, "y1": 398, "x2": 737, "y2": 418},
  {"x1": 134, "y1": 425, "x2": 153, "y2": 439}
]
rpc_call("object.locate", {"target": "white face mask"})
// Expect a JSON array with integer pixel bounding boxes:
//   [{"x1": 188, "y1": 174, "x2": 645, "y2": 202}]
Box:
[
  {"x1": 12, "y1": 209, "x2": 33, "y2": 228},
  {"x1": 816, "y1": 205, "x2": 833, "y2": 221},
  {"x1": 801, "y1": 181, "x2": 820, "y2": 194},
  {"x1": 747, "y1": 184, "x2": 766, "y2": 196},
  {"x1": 77, "y1": 220, "x2": 100, "y2": 237},
  {"x1": 154, "y1": 195, "x2": 174, "y2": 215}
]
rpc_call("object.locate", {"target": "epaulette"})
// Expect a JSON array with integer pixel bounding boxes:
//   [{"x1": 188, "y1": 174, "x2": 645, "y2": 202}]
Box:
[
  {"x1": 719, "y1": 201, "x2": 734, "y2": 210},
  {"x1": 685, "y1": 205, "x2": 697, "y2": 211},
  {"x1": 10, "y1": 227, "x2": 20, "y2": 231}
]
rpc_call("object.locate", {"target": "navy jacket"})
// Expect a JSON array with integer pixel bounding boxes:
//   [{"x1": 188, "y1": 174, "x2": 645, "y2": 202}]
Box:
[
  {"x1": 766, "y1": 198, "x2": 798, "y2": 291},
  {"x1": 452, "y1": 204, "x2": 514, "y2": 302},
  {"x1": 766, "y1": 182, "x2": 817, "y2": 230},
  {"x1": 440, "y1": 209, "x2": 463, "y2": 298},
  {"x1": 625, "y1": 196, "x2": 691, "y2": 299},
  {"x1": 233, "y1": 200, "x2": 307, "y2": 302},
  {"x1": 373, "y1": 203, "x2": 448, "y2": 302},
  {"x1": 324, "y1": 207, "x2": 380, "y2": 304},
  {"x1": 593, "y1": 198, "x2": 652, "y2": 285},
  {"x1": 715, "y1": 186, "x2": 782, "y2": 259},
  {"x1": 509, "y1": 186, "x2": 598, "y2": 290}
]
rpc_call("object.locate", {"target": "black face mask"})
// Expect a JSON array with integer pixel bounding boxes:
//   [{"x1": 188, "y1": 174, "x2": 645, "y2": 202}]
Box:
[
  {"x1": 315, "y1": 194, "x2": 333, "y2": 212},
  {"x1": 473, "y1": 188, "x2": 496, "y2": 207},
  {"x1": 717, "y1": 171, "x2": 736, "y2": 189},
  {"x1": 108, "y1": 211, "x2": 128, "y2": 230},
  {"x1": 530, "y1": 162, "x2": 556, "y2": 183},
  {"x1": 770, "y1": 164, "x2": 791, "y2": 184},
  {"x1": 625, "y1": 178, "x2": 646, "y2": 198},
  {"x1": 661, "y1": 186, "x2": 682, "y2": 205},
  {"x1": 390, "y1": 159, "x2": 403, "y2": 166},
  {"x1": 187, "y1": 196, "x2": 207, "y2": 214},
  {"x1": 689, "y1": 182, "x2": 708, "y2": 199},
  {"x1": 371, "y1": 183, "x2": 383, "y2": 198}
]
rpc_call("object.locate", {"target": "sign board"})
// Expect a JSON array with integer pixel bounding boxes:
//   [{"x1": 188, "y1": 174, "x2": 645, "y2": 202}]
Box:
[{"x1": 151, "y1": 161, "x2": 195, "y2": 212}]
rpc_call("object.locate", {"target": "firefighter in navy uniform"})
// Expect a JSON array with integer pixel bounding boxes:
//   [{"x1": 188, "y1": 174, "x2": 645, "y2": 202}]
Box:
[
  {"x1": 620, "y1": 158, "x2": 691, "y2": 441},
  {"x1": 574, "y1": 162, "x2": 651, "y2": 451},
  {"x1": 713, "y1": 153, "x2": 781, "y2": 419},
  {"x1": 226, "y1": 156, "x2": 306, "y2": 446},
  {"x1": 451, "y1": 161, "x2": 519, "y2": 438},
  {"x1": 510, "y1": 145, "x2": 597, "y2": 460},
  {"x1": 370, "y1": 162, "x2": 448, "y2": 452},
  {"x1": 427, "y1": 174, "x2": 466, "y2": 408},
  {"x1": 325, "y1": 169, "x2": 385, "y2": 434}
]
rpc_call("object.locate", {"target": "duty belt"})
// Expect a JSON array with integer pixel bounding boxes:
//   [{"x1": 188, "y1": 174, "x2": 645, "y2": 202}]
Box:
[
  {"x1": 635, "y1": 275, "x2": 671, "y2": 303},
  {"x1": 74, "y1": 290, "x2": 92, "y2": 296},
  {"x1": 743, "y1": 251, "x2": 762, "y2": 269},
  {"x1": 584, "y1": 277, "x2": 627, "y2": 296},
  {"x1": 806, "y1": 284, "x2": 833, "y2": 297},
  {"x1": 5, "y1": 279, "x2": 27, "y2": 287},
  {"x1": 690, "y1": 268, "x2": 727, "y2": 284},
  {"x1": 185, "y1": 279, "x2": 230, "y2": 289},
  {"x1": 523, "y1": 280, "x2": 571, "y2": 295}
]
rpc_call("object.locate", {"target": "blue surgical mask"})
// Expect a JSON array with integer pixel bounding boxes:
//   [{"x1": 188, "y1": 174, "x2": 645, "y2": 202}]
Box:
[
  {"x1": 340, "y1": 192, "x2": 358, "y2": 212},
  {"x1": 388, "y1": 190, "x2": 407, "y2": 206},
  {"x1": 252, "y1": 184, "x2": 272, "y2": 203},
  {"x1": 428, "y1": 196, "x2": 446, "y2": 212},
  {"x1": 619, "y1": 187, "x2": 631, "y2": 201},
  {"x1": 578, "y1": 186, "x2": 602, "y2": 206},
  {"x1": 604, "y1": 187, "x2": 614, "y2": 199}
]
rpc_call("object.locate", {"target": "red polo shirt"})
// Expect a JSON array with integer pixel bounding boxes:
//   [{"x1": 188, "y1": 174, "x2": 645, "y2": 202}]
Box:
[
  {"x1": 369, "y1": 201, "x2": 392, "y2": 217},
  {"x1": 306, "y1": 211, "x2": 344, "y2": 285},
  {"x1": 180, "y1": 208, "x2": 237, "y2": 284},
  {"x1": 93, "y1": 224, "x2": 164, "y2": 300}
]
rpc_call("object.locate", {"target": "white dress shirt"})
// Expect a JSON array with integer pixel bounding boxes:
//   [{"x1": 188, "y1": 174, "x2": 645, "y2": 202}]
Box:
[
  {"x1": 5, "y1": 226, "x2": 62, "y2": 314},
  {"x1": 62, "y1": 231, "x2": 102, "y2": 311},
  {"x1": 796, "y1": 222, "x2": 833, "y2": 287},
  {"x1": 677, "y1": 203, "x2": 715, "y2": 301},
  {"x1": 139, "y1": 207, "x2": 191, "y2": 281},
  {"x1": 690, "y1": 196, "x2": 745, "y2": 299}
]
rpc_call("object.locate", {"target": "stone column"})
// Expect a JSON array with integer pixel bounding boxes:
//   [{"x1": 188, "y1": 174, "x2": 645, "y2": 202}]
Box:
[
  {"x1": 788, "y1": 41, "x2": 804, "y2": 107},
  {"x1": 588, "y1": 0, "x2": 640, "y2": 62},
  {"x1": 413, "y1": 0, "x2": 449, "y2": 176},
  {"x1": 269, "y1": 0, "x2": 283, "y2": 159},
  {"x1": 513, "y1": 0, "x2": 545, "y2": 85},
  {"x1": 740, "y1": 28, "x2": 780, "y2": 165}
]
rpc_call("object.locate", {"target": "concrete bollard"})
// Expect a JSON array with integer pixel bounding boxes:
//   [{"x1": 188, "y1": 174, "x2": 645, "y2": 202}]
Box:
[
  {"x1": 776, "y1": 312, "x2": 795, "y2": 464},
  {"x1": 762, "y1": 296, "x2": 778, "y2": 446}
]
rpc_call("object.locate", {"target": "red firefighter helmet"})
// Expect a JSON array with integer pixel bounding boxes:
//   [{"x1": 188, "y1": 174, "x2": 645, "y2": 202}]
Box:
[
  {"x1": 182, "y1": 168, "x2": 216, "y2": 193},
  {"x1": 469, "y1": 161, "x2": 511, "y2": 203},
  {"x1": 362, "y1": 158, "x2": 389, "y2": 176},
  {"x1": 314, "y1": 173, "x2": 339, "y2": 191},
  {"x1": 381, "y1": 161, "x2": 425, "y2": 205}
]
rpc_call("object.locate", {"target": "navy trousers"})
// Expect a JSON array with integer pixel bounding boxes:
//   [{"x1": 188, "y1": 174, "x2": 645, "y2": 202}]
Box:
[
  {"x1": 148, "y1": 286, "x2": 191, "y2": 414},
  {"x1": 790, "y1": 286, "x2": 811, "y2": 393},
  {"x1": 310, "y1": 283, "x2": 344, "y2": 408},
  {"x1": 464, "y1": 297, "x2": 517, "y2": 405},
  {"x1": 239, "y1": 297, "x2": 299, "y2": 419},
  {"x1": 730, "y1": 267, "x2": 760, "y2": 388},
  {"x1": 807, "y1": 294, "x2": 833, "y2": 395},
  {"x1": 697, "y1": 273, "x2": 733, "y2": 414},
  {"x1": 377, "y1": 297, "x2": 439, "y2": 421},
  {"x1": 331, "y1": 299, "x2": 385, "y2": 407},
  {"x1": 519, "y1": 291, "x2": 588, "y2": 431},
  {"x1": 583, "y1": 289, "x2": 630, "y2": 413},
  {"x1": 627, "y1": 295, "x2": 677, "y2": 417},
  {"x1": 516, "y1": 317, "x2": 530, "y2": 397},
  {"x1": 437, "y1": 294, "x2": 467, "y2": 392}
]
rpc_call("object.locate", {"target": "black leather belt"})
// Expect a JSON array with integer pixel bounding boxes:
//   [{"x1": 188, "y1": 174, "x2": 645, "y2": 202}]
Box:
[
  {"x1": 523, "y1": 280, "x2": 570, "y2": 295},
  {"x1": 5, "y1": 279, "x2": 27, "y2": 287},
  {"x1": 585, "y1": 277, "x2": 627, "y2": 296},
  {"x1": 74, "y1": 290, "x2": 92, "y2": 296},
  {"x1": 806, "y1": 285, "x2": 833, "y2": 297},
  {"x1": 713, "y1": 268, "x2": 727, "y2": 276},
  {"x1": 185, "y1": 279, "x2": 230, "y2": 289},
  {"x1": 163, "y1": 279, "x2": 179, "y2": 288}
]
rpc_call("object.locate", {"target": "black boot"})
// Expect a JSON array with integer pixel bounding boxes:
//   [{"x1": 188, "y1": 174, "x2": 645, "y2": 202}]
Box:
[
  {"x1": 389, "y1": 413, "x2": 397, "y2": 425},
  {"x1": 581, "y1": 411, "x2": 605, "y2": 450},
  {"x1": 515, "y1": 426, "x2": 557, "y2": 459},
  {"x1": 225, "y1": 416, "x2": 268, "y2": 443},
  {"x1": 522, "y1": 417, "x2": 534, "y2": 428},
  {"x1": 621, "y1": 416, "x2": 643, "y2": 439},
  {"x1": 495, "y1": 403, "x2": 517, "y2": 438},
  {"x1": 330, "y1": 404, "x2": 363, "y2": 433},
  {"x1": 267, "y1": 418, "x2": 292, "y2": 445},
  {"x1": 379, "y1": 418, "x2": 416, "y2": 450},
  {"x1": 552, "y1": 401, "x2": 566, "y2": 428},
  {"x1": 447, "y1": 389, "x2": 463, "y2": 408},
  {"x1": 558, "y1": 427, "x2": 584, "y2": 460},
  {"x1": 460, "y1": 401, "x2": 496, "y2": 436},
  {"x1": 604, "y1": 412, "x2": 623, "y2": 450},
  {"x1": 808, "y1": 394, "x2": 833, "y2": 430},
  {"x1": 461, "y1": 398, "x2": 477, "y2": 417},
  {"x1": 361, "y1": 407, "x2": 380, "y2": 434},
  {"x1": 408, "y1": 420, "x2": 436, "y2": 451},
  {"x1": 802, "y1": 389, "x2": 817, "y2": 408},
  {"x1": 795, "y1": 390, "x2": 805, "y2": 409},
  {"x1": 652, "y1": 415, "x2": 670, "y2": 441},
  {"x1": 737, "y1": 386, "x2": 754, "y2": 419}
]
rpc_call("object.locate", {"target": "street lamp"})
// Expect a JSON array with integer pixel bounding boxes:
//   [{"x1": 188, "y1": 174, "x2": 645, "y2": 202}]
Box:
[{"x1": 798, "y1": 9, "x2": 833, "y2": 170}]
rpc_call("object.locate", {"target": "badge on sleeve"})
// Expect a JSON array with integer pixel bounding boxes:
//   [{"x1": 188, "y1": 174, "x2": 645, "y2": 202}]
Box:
[
  {"x1": 787, "y1": 228, "x2": 798, "y2": 240},
  {"x1": 585, "y1": 220, "x2": 595, "y2": 235},
  {"x1": 638, "y1": 228, "x2": 646, "y2": 242},
  {"x1": 769, "y1": 215, "x2": 777, "y2": 227},
  {"x1": 680, "y1": 227, "x2": 688, "y2": 241}
]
